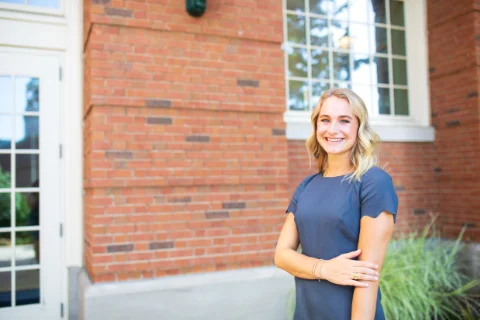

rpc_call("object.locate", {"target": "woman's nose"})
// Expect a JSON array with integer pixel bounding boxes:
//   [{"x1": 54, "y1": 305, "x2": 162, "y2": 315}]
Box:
[{"x1": 327, "y1": 121, "x2": 339, "y2": 134}]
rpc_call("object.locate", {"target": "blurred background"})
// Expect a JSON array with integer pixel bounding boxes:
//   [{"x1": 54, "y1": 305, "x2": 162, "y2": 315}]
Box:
[{"x1": 0, "y1": 0, "x2": 478, "y2": 319}]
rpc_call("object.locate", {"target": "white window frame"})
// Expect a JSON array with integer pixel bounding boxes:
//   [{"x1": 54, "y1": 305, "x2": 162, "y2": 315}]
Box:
[{"x1": 283, "y1": 0, "x2": 434, "y2": 142}]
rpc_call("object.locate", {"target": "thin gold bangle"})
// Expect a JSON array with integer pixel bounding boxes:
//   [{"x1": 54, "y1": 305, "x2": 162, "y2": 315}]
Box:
[
  {"x1": 317, "y1": 259, "x2": 326, "y2": 282},
  {"x1": 312, "y1": 259, "x2": 320, "y2": 279},
  {"x1": 312, "y1": 259, "x2": 323, "y2": 280}
]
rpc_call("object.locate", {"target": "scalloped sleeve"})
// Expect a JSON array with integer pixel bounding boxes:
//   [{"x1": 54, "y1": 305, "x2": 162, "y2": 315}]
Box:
[{"x1": 360, "y1": 169, "x2": 399, "y2": 223}]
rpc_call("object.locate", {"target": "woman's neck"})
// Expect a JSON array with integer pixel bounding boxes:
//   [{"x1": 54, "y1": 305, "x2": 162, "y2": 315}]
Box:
[{"x1": 324, "y1": 154, "x2": 352, "y2": 177}]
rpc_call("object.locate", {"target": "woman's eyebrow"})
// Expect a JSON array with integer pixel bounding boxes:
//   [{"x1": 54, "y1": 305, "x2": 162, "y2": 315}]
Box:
[{"x1": 319, "y1": 114, "x2": 353, "y2": 119}]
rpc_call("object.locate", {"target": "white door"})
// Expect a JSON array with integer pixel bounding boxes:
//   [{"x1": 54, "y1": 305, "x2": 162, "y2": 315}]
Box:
[{"x1": 0, "y1": 52, "x2": 62, "y2": 319}]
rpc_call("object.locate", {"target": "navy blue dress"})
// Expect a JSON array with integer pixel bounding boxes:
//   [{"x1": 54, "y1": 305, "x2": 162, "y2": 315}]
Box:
[{"x1": 286, "y1": 167, "x2": 398, "y2": 320}]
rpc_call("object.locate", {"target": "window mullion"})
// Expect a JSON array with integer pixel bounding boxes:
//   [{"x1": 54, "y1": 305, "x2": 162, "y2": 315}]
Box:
[
  {"x1": 305, "y1": 0, "x2": 313, "y2": 112},
  {"x1": 386, "y1": 0, "x2": 395, "y2": 116}
]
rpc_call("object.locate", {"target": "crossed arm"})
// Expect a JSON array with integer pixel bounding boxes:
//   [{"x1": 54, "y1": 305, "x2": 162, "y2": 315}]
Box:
[
  {"x1": 351, "y1": 211, "x2": 394, "y2": 320},
  {"x1": 274, "y1": 211, "x2": 394, "y2": 320}
]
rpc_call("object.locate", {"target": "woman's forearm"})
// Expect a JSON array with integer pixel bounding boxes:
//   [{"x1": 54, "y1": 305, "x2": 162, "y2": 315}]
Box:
[
  {"x1": 351, "y1": 281, "x2": 379, "y2": 320},
  {"x1": 274, "y1": 248, "x2": 321, "y2": 280}
]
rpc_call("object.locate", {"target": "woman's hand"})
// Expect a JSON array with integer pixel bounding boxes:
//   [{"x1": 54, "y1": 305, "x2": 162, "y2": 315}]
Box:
[{"x1": 317, "y1": 249, "x2": 379, "y2": 287}]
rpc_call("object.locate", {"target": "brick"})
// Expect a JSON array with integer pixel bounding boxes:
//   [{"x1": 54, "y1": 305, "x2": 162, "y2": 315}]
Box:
[
  {"x1": 237, "y1": 79, "x2": 260, "y2": 88},
  {"x1": 105, "y1": 151, "x2": 133, "y2": 159},
  {"x1": 205, "y1": 211, "x2": 230, "y2": 219},
  {"x1": 104, "y1": 7, "x2": 133, "y2": 18},
  {"x1": 146, "y1": 117, "x2": 172, "y2": 125},
  {"x1": 413, "y1": 209, "x2": 426, "y2": 216},
  {"x1": 185, "y1": 135, "x2": 210, "y2": 143},
  {"x1": 272, "y1": 128, "x2": 285, "y2": 136},
  {"x1": 222, "y1": 202, "x2": 246, "y2": 209},
  {"x1": 145, "y1": 99, "x2": 172, "y2": 108},
  {"x1": 149, "y1": 241, "x2": 175, "y2": 250},
  {"x1": 107, "y1": 244, "x2": 134, "y2": 253}
]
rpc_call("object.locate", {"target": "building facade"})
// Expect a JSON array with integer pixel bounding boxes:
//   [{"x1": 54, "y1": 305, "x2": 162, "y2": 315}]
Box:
[{"x1": 0, "y1": 0, "x2": 478, "y2": 319}]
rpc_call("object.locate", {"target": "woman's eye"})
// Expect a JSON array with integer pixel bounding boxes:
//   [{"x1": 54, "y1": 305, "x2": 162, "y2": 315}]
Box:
[
  {"x1": 341, "y1": 120, "x2": 350, "y2": 123},
  {"x1": 320, "y1": 119, "x2": 329, "y2": 123}
]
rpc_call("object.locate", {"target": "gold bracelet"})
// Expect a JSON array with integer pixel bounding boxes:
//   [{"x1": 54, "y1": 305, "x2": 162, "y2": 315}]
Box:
[
  {"x1": 317, "y1": 259, "x2": 326, "y2": 282},
  {"x1": 312, "y1": 259, "x2": 323, "y2": 280}
]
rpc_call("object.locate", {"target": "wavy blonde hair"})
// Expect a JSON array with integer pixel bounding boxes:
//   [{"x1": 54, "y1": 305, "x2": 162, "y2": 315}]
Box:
[{"x1": 306, "y1": 88, "x2": 380, "y2": 182}]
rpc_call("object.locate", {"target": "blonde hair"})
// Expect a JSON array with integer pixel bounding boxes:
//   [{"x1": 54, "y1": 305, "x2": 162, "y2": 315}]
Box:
[{"x1": 305, "y1": 88, "x2": 380, "y2": 182}]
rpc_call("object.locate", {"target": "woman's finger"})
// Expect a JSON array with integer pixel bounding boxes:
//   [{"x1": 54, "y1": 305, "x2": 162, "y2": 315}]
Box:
[
  {"x1": 353, "y1": 267, "x2": 379, "y2": 276},
  {"x1": 346, "y1": 279, "x2": 369, "y2": 287},
  {"x1": 341, "y1": 249, "x2": 361, "y2": 259},
  {"x1": 353, "y1": 260, "x2": 378, "y2": 269},
  {"x1": 350, "y1": 272, "x2": 378, "y2": 282}
]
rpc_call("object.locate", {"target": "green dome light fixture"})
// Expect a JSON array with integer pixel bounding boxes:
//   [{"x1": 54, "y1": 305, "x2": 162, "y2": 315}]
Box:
[{"x1": 186, "y1": 0, "x2": 206, "y2": 17}]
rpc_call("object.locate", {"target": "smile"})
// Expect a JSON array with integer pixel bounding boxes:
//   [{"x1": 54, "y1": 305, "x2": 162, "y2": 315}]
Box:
[{"x1": 325, "y1": 138, "x2": 344, "y2": 142}]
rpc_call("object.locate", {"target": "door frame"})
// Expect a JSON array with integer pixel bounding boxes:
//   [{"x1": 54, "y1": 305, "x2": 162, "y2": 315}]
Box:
[{"x1": 0, "y1": 50, "x2": 64, "y2": 319}]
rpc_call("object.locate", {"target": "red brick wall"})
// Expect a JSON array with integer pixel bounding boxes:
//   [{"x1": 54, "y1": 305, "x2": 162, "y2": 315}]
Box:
[
  {"x1": 287, "y1": 141, "x2": 438, "y2": 236},
  {"x1": 427, "y1": 0, "x2": 480, "y2": 242},
  {"x1": 83, "y1": 0, "x2": 287, "y2": 283}
]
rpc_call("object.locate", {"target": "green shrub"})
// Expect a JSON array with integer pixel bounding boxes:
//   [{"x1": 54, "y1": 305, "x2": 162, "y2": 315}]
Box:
[{"x1": 381, "y1": 222, "x2": 480, "y2": 320}]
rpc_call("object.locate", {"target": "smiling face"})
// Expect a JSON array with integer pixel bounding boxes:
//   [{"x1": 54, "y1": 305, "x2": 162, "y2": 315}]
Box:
[{"x1": 316, "y1": 96, "x2": 359, "y2": 156}]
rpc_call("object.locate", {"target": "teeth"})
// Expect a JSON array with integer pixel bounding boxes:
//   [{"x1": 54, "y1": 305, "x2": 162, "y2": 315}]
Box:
[{"x1": 326, "y1": 138, "x2": 343, "y2": 142}]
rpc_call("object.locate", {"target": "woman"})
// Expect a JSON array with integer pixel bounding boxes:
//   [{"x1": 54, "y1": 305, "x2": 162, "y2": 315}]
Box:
[{"x1": 274, "y1": 88, "x2": 398, "y2": 320}]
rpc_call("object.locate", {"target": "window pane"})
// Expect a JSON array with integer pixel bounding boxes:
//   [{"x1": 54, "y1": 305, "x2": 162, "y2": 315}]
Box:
[
  {"x1": 0, "y1": 271, "x2": 11, "y2": 308},
  {"x1": 370, "y1": 0, "x2": 386, "y2": 23},
  {"x1": 392, "y1": 59, "x2": 407, "y2": 85},
  {"x1": 15, "y1": 231, "x2": 40, "y2": 266},
  {"x1": 287, "y1": 14, "x2": 306, "y2": 45},
  {"x1": 0, "y1": 115, "x2": 12, "y2": 149},
  {"x1": 374, "y1": 27, "x2": 388, "y2": 53},
  {"x1": 28, "y1": 0, "x2": 59, "y2": 8},
  {"x1": 287, "y1": 0, "x2": 305, "y2": 12},
  {"x1": 390, "y1": 0, "x2": 405, "y2": 27},
  {"x1": 334, "y1": 82, "x2": 351, "y2": 89},
  {"x1": 352, "y1": 54, "x2": 371, "y2": 84},
  {"x1": 288, "y1": 47, "x2": 308, "y2": 78},
  {"x1": 0, "y1": 232, "x2": 11, "y2": 268},
  {"x1": 349, "y1": 0, "x2": 369, "y2": 23},
  {"x1": 373, "y1": 57, "x2": 389, "y2": 85},
  {"x1": 16, "y1": 191, "x2": 39, "y2": 227},
  {"x1": 375, "y1": 87, "x2": 391, "y2": 115},
  {"x1": 311, "y1": 49, "x2": 329, "y2": 80},
  {"x1": 16, "y1": 116, "x2": 39, "y2": 150},
  {"x1": 311, "y1": 81, "x2": 330, "y2": 109},
  {"x1": 288, "y1": 80, "x2": 309, "y2": 111},
  {"x1": 309, "y1": 0, "x2": 329, "y2": 16},
  {"x1": 333, "y1": 52, "x2": 350, "y2": 81},
  {"x1": 391, "y1": 29, "x2": 406, "y2": 55},
  {"x1": 331, "y1": 20, "x2": 349, "y2": 49},
  {"x1": 351, "y1": 84, "x2": 372, "y2": 111},
  {"x1": 16, "y1": 269, "x2": 40, "y2": 306},
  {"x1": 0, "y1": 0, "x2": 24, "y2": 4},
  {"x1": 332, "y1": 0, "x2": 348, "y2": 21},
  {"x1": 15, "y1": 77, "x2": 39, "y2": 113},
  {"x1": 0, "y1": 154, "x2": 11, "y2": 188},
  {"x1": 0, "y1": 76, "x2": 12, "y2": 114},
  {"x1": 351, "y1": 23, "x2": 370, "y2": 53},
  {"x1": 0, "y1": 193, "x2": 11, "y2": 228},
  {"x1": 394, "y1": 89, "x2": 408, "y2": 115},
  {"x1": 310, "y1": 18, "x2": 328, "y2": 47},
  {"x1": 15, "y1": 154, "x2": 39, "y2": 188}
]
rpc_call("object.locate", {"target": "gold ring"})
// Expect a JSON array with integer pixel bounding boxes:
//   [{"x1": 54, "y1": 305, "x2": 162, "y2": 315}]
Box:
[{"x1": 353, "y1": 273, "x2": 359, "y2": 280}]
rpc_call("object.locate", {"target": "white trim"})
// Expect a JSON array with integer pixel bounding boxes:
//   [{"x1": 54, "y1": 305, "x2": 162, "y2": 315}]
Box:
[
  {"x1": 284, "y1": 113, "x2": 435, "y2": 142},
  {"x1": 0, "y1": 18, "x2": 67, "y2": 50},
  {"x1": 63, "y1": 0, "x2": 82, "y2": 269}
]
